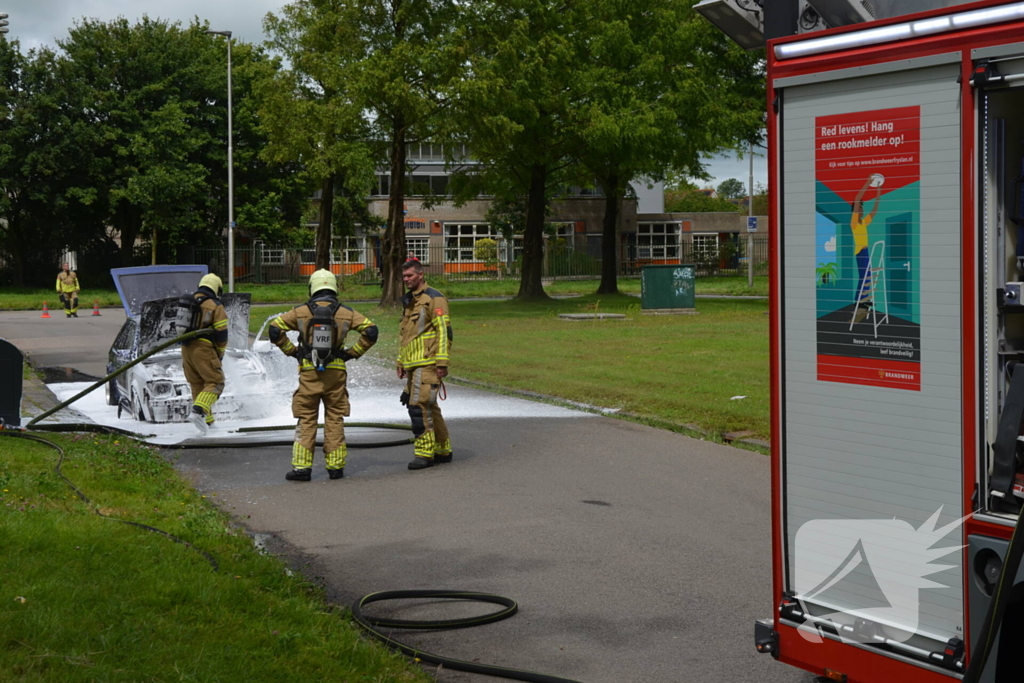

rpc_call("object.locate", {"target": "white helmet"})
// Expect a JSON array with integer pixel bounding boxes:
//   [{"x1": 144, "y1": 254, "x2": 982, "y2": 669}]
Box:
[
  {"x1": 309, "y1": 269, "x2": 338, "y2": 296},
  {"x1": 199, "y1": 273, "x2": 223, "y2": 296}
]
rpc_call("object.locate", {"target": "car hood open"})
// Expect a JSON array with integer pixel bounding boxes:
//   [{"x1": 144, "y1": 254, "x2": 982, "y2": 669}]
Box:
[{"x1": 110, "y1": 265, "x2": 209, "y2": 318}]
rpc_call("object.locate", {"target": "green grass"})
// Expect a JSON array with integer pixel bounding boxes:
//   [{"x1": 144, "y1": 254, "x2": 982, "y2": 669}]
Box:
[
  {"x1": 0, "y1": 432, "x2": 431, "y2": 683},
  {"x1": 253, "y1": 294, "x2": 770, "y2": 441},
  {"x1": 0, "y1": 275, "x2": 765, "y2": 310},
  {"x1": 0, "y1": 290, "x2": 124, "y2": 311}
]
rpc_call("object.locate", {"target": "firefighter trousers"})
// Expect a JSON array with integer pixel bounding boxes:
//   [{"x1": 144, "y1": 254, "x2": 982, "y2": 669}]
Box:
[
  {"x1": 59, "y1": 293, "x2": 78, "y2": 315},
  {"x1": 292, "y1": 367, "x2": 350, "y2": 471},
  {"x1": 182, "y1": 342, "x2": 224, "y2": 423},
  {"x1": 405, "y1": 365, "x2": 450, "y2": 459}
]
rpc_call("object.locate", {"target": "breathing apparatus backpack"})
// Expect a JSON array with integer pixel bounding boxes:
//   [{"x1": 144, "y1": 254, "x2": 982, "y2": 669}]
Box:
[
  {"x1": 171, "y1": 294, "x2": 212, "y2": 341},
  {"x1": 302, "y1": 301, "x2": 341, "y2": 371}
]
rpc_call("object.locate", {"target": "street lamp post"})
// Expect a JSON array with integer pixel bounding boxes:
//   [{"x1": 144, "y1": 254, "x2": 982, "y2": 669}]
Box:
[{"x1": 207, "y1": 30, "x2": 234, "y2": 293}]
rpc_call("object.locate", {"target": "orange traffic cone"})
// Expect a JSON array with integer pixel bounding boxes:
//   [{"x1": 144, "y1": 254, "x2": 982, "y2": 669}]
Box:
[
  {"x1": 92, "y1": 300, "x2": 101, "y2": 316},
  {"x1": 41, "y1": 302, "x2": 51, "y2": 319}
]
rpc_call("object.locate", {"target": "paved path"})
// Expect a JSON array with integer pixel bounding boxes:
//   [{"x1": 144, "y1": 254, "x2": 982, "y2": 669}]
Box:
[
  {"x1": 0, "y1": 309, "x2": 812, "y2": 683},
  {"x1": 0, "y1": 308, "x2": 126, "y2": 378}
]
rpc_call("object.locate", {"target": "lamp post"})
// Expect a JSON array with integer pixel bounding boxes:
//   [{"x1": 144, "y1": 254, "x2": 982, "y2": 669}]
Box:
[
  {"x1": 206, "y1": 30, "x2": 234, "y2": 293},
  {"x1": 748, "y1": 140, "x2": 754, "y2": 288}
]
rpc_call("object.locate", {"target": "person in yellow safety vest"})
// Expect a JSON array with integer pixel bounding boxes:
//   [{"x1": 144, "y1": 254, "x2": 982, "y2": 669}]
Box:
[
  {"x1": 183, "y1": 273, "x2": 229, "y2": 435},
  {"x1": 269, "y1": 269, "x2": 378, "y2": 482},
  {"x1": 397, "y1": 259, "x2": 453, "y2": 470},
  {"x1": 56, "y1": 263, "x2": 80, "y2": 318}
]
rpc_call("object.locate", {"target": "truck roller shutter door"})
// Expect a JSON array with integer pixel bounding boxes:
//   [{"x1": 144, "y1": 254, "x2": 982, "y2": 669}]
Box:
[{"x1": 777, "y1": 55, "x2": 964, "y2": 654}]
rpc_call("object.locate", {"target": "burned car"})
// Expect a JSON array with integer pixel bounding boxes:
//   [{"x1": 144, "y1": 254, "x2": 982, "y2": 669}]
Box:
[{"x1": 104, "y1": 265, "x2": 268, "y2": 423}]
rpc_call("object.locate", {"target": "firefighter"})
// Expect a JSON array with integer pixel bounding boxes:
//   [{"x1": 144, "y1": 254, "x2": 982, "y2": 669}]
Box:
[
  {"x1": 55, "y1": 262, "x2": 80, "y2": 318},
  {"x1": 397, "y1": 259, "x2": 453, "y2": 470},
  {"x1": 183, "y1": 273, "x2": 229, "y2": 435},
  {"x1": 269, "y1": 269, "x2": 378, "y2": 482}
]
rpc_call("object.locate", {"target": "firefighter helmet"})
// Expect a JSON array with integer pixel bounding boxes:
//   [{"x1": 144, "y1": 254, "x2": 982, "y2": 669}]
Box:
[
  {"x1": 309, "y1": 269, "x2": 338, "y2": 296},
  {"x1": 199, "y1": 273, "x2": 223, "y2": 297}
]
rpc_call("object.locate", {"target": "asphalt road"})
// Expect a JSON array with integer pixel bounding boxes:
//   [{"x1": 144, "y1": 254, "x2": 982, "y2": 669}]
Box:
[{"x1": 0, "y1": 308, "x2": 815, "y2": 683}]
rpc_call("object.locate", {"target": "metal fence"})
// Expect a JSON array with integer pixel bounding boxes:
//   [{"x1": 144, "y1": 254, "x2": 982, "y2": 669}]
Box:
[{"x1": 180, "y1": 236, "x2": 769, "y2": 285}]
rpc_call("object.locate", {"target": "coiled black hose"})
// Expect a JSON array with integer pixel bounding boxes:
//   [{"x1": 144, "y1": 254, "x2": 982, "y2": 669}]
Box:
[{"x1": 352, "y1": 590, "x2": 582, "y2": 683}]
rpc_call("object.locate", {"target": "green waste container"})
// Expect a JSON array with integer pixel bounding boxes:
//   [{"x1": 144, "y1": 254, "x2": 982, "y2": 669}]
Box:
[{"x1": 641, "y1": 264, "x2": 696, "y2": 310}]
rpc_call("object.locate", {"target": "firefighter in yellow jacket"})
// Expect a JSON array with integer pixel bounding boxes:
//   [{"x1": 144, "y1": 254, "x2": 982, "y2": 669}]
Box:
[
  {"x1": 183, "y1": 273, "x2": 229, "y2": 435},
  {"x1": 397, "y1": 259, "x2": 452, "y2": 470},
  {"x1": 270, "y1": 269, "x2": 378, "y2": 481},
  {"x1": 56, "y1": 263, "x2": 80, "y2": 318}
]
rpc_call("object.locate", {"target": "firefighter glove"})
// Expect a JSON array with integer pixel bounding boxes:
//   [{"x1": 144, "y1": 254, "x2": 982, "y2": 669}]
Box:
[
  {"x1": 339, "y1": 348, "x2": 355, "y2": 362},
  {"x1": 400, "y1": 391, "x2": 410, "y2": 406}
]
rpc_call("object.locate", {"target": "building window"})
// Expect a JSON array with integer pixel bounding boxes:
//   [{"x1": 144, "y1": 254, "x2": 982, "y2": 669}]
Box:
[
  {"x1": 406, "y1": 237, "x2": 430, "y2": 265},
  {"x1": 375, "y1": 175, "x2": 390, "y2": 197},
  {"x1": 637, "y1": 222, "x2": 681, "y2": 259},
  {"x1": 300, "y1": 237, "x2": 364, "y2": 265},
  {"x1": 343, "y1": 237, "x2": 365, "y2": 264},
  {"x1": 261, "y1": 248, "x2": 286, "y2": 265},
  {"x1": 548, "y1": 222, "x2": 574, "y2": 248},
  {"x1": 564, "y1": 185, "x2": 603, "y2": 197},
  {"x1": 692, "y1": 233, "x2": 719, "y2": 261},
  {"x1": 499, "y1": 236, "x2": 522, "y2": 263},
  {"x1": 445, "y1": 223, "x2": 497, "y2": 262},
  {"x1": 407, "y1": 174, "x2": 450, "y2": 196}
]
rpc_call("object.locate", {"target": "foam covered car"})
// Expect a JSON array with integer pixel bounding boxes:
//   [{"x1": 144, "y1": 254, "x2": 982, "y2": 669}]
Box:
[{"x1": 105, "y1": 265, "x2": 267, "y2": 423}]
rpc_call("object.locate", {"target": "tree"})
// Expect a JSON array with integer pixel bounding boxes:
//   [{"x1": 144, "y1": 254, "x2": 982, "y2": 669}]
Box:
[
  {"x1": 664, "y1": 190, "x2": 742, "y2": 213},
  {"x1": 571, "y1": 0, "x2": 764, "y2": 295},
  {"x1": 455, "y1": 0, "x2": 595, "y2": 300},
  {"x1": 0, "y1": 42, "x2": 68, "y2": 285},
  {"x1": 717, "y1": 177, "x2": 746, "y2": 199},
  {"x1": 265, "y1": 0, "x2": 464, "y2": 305},
  {"x1": 262, "y1": 2, "x2": 378, "y2": 271}
]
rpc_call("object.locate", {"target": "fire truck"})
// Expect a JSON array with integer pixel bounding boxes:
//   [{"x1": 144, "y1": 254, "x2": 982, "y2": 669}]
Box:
[{"x1": 704, "y1": 0, "x2": 1024, "y2": 681}]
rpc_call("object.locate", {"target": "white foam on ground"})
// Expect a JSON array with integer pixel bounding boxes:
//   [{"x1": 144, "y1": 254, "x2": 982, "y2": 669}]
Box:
[{"x1": 46, "y1": 354, "x2": 591, "y2": 446}]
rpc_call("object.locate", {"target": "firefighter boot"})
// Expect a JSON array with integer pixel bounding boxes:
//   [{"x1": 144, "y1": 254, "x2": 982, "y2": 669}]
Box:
[
  {"x1": 408, "y1": 457, "x2": 434, "y2": 470},
  {"x1": 285, "y1": 468, "x2": 312, "y2": 481},
  {"x1": 189, "y1": 406, "x2": 209, "y2": 436},
  {"x1": 327, "y1": 469, "x2": 344, "y2": 480}
]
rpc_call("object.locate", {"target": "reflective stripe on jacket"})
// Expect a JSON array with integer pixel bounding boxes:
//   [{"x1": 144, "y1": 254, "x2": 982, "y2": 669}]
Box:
[
  {"x1": 192, "y1": 291, "x2": 229, "y2": 355},
  {"x1": 398, "y1": 286, "x2": 451, "y2": 370}
]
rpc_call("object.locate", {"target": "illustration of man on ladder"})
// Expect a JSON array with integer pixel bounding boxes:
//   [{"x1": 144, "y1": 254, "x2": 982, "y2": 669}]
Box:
[{"x1": 851, "y1": 173, "x2": 884, "y2": 324}]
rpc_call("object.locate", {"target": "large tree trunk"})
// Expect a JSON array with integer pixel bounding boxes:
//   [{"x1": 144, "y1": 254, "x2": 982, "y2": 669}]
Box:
[
  {"x1": 517, "y1": 164, "x2": 552, "y2": 301},
  {"x1": 597, "y1": 172, "x2": 621, "y2": 295},
  {"x1": 316, "y1": 174, "x2": 336, "y2": 270},
  {"x1": 380, "y1": 117, "x2": 407, "y2": 307}
]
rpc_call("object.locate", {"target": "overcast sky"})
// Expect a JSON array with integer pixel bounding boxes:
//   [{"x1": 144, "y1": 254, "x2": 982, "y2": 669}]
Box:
[{"x1": 6, "y1": 0, "x2": 768, "y2": 190}]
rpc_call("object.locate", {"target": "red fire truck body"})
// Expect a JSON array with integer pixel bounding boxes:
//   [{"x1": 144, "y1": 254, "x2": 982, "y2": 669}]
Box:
[{"x1": 766, "y1": 2, "x2": 1024, "y2": 681}]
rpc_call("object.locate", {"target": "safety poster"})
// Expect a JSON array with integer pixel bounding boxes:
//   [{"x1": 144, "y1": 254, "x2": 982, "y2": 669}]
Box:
[{"x1": 814, "y1": 106, "x2": 922, "y2": 391}]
